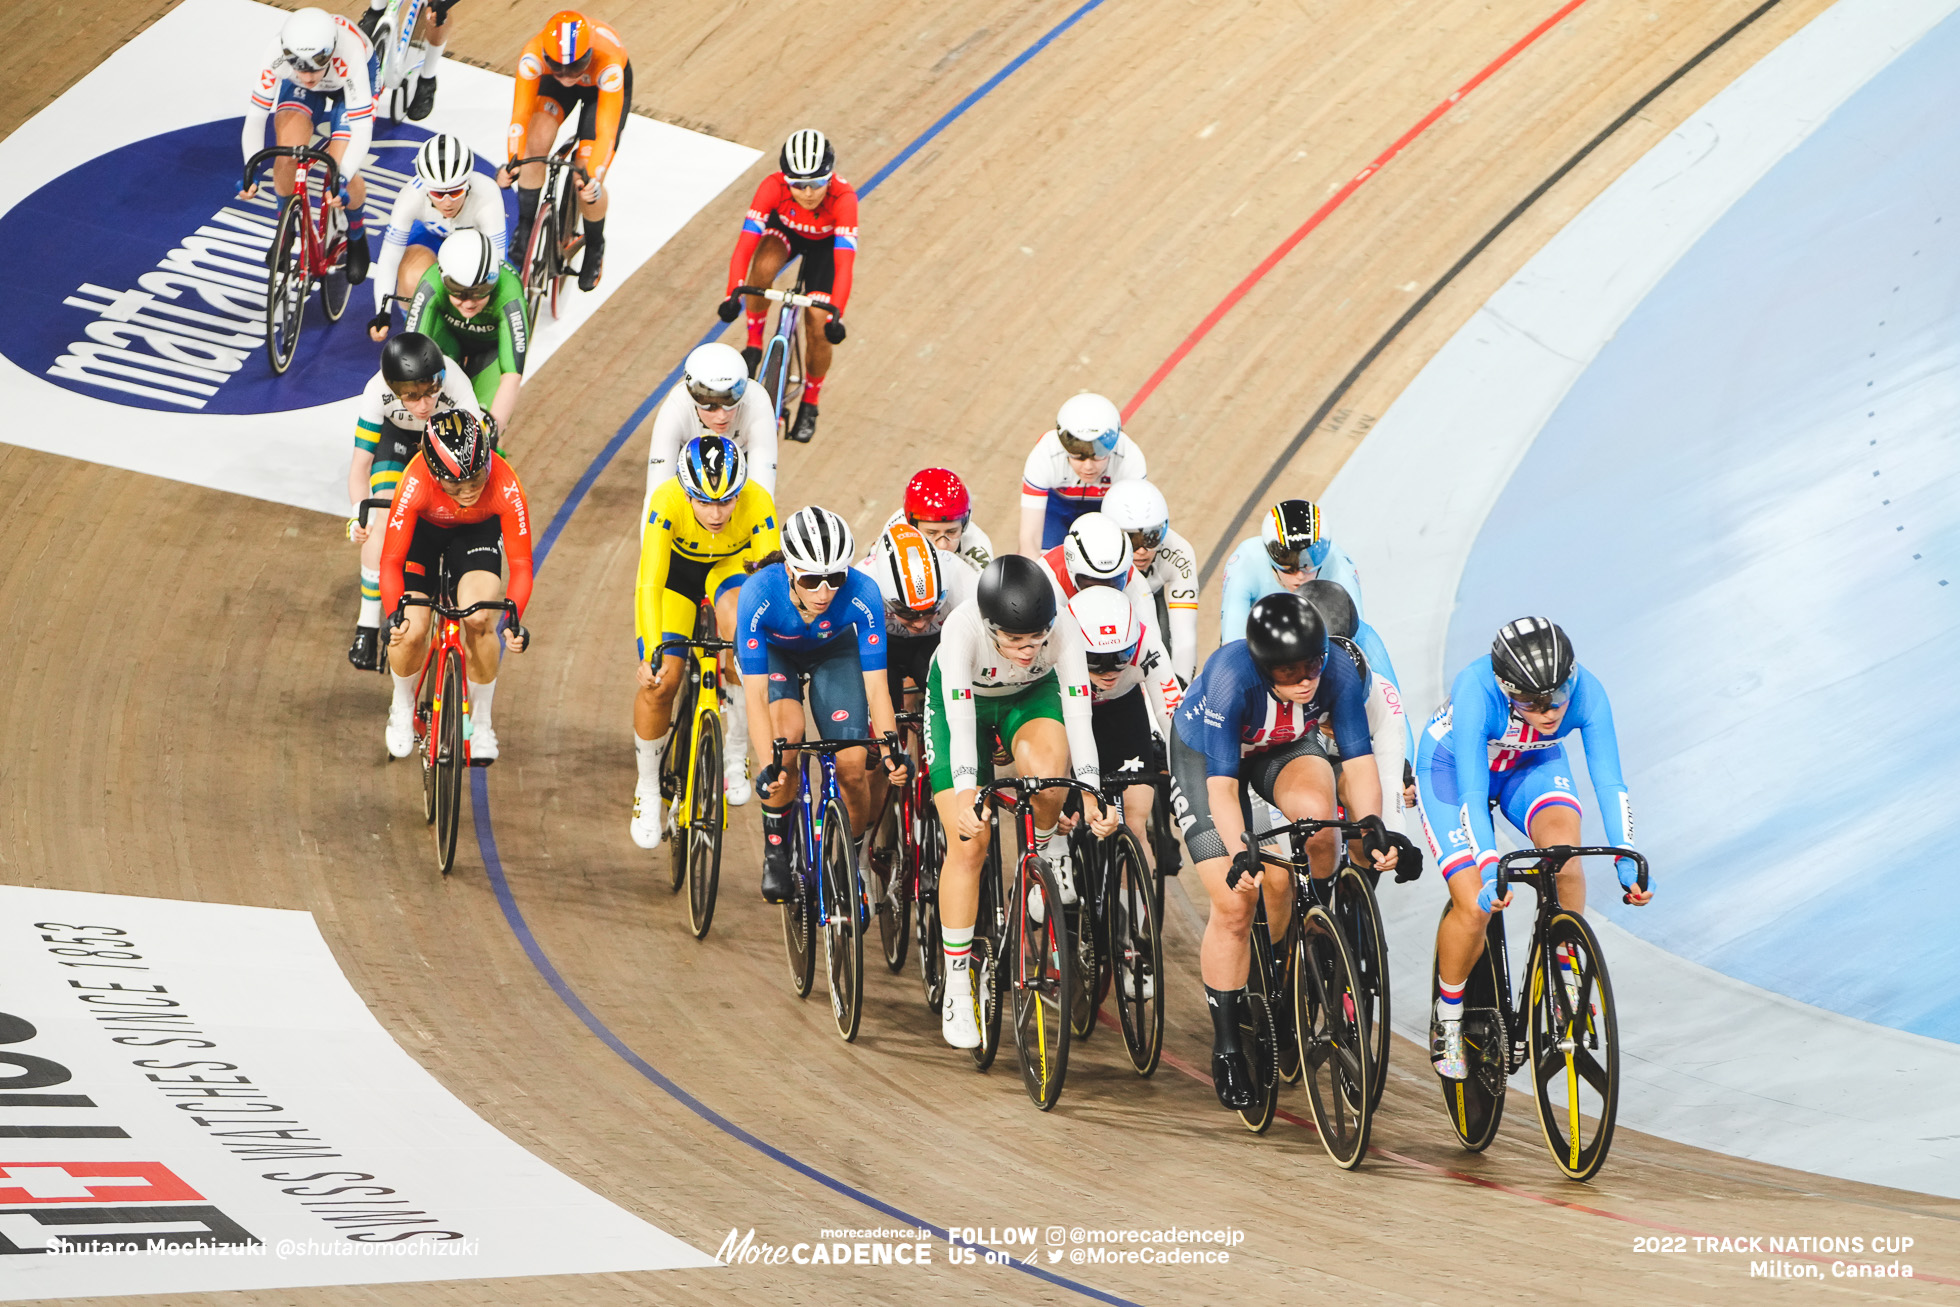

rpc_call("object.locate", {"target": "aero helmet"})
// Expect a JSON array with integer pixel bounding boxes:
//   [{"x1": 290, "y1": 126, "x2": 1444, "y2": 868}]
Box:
[
  {"x1": 1060, "y1": 512, "x2": 1129, "y2": 589},
  {"x1": 1055, "y1": 392, "x2": 1123, "y2": 458},
  {"x1": 1244, "y1": 591, "x2": 1328, "y2": 679},
  {"x1": 682, "y1": 342, "x2": 748, "y2": 408},
  {"x1": 880, "y1": 524, "x2": 942, "y2": 614},
  {"x1": 1067, "y1": 586, "x2": 1141, "y2": 675},
  {"x1": 977, "y1": 554, "x2": 1057, "y2": 637}
]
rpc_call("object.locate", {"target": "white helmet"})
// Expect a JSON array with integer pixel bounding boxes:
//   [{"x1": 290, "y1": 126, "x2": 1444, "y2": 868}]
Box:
[
  {"x1": 781, "y1": 506, "x2": 855, "y2": 573},
  {"x1": 1056, "y1": 392, "x2": 1122, "y2": 457},
  {"x1": 416, "y1": 134, "x2": 475, "y2": 191},
  {"x1": 280, "y1": 7, "x2": 339, "y2": 71},
  {"x1": 1067, "y1": 586, "x2": 1141, "y2": 673},
  {"x1": 436, "y1": 230, "x2": 497, "y2": 292},
  {"x1": 1100, "y1": 479, "x2": 1170, "y2": 546},
  {"x1": 683, "y1": 342, "x2": 749, "y2": 408},
  {"x1": 1061, "y1": 512, "x2": 1130, "y2": 589},
  {"x1": 780, "y1": 128, "x2": 834, "y2": 180}
]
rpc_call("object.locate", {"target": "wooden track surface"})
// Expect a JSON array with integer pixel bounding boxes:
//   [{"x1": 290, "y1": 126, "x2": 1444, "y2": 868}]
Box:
[{"x1": 8, "y1": 0, "x2": 1958, "y2": 1302}]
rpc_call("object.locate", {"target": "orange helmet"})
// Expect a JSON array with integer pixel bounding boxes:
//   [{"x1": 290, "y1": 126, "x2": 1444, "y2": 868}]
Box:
[
  {"x1": 540, "y1": 11, "x2": 594, "y2": 74},
  {"x1": 881, "y1": 524, "x2": 942, "y2": 614}
]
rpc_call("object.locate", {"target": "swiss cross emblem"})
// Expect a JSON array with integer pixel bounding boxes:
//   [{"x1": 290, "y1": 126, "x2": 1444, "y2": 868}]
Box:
[{"x1": 0, "y1": 1162, "x2": 203, "y2": 1205}]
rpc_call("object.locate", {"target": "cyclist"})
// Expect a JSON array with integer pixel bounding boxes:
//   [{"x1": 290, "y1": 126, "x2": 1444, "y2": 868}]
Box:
[
  {"x1": 369, "y1": 134, "x2": 507, "y2": 337},
  {"x1": 630, "y1": 436, "x2": 777, "y2": 848},
  {"x1": 500, "y1": 10, "x2": 630, "y2": 293},
  {"x1": 858, "y1": 523, "x2": 975, "y2": 713},
  {"x1": 1038, "y1": 512, "x2": 1158, "y2": 631},
  {"x1": 716, "y1": 130, "x2": 857, "y2": 444},
  {"x1": 356, "y1": 0, "x2": 456, "y2": 120},
  {"x1": 1068, "y1": 586, "x2": 1181, "y2": 873},
  {"x1": 238, "y1": 7, "x2": 376, "y2": 284},
  {"x1": 887, "y1": 468, "x2": 992, "y2": 573},
  {"x1": 346, "y1": 333, "x2": 482, "y2": 671},
  {"x1": 1166, "y1": 591, "x2": 1397, "y2": 1110},
  {"x1": 927, "y1": 554, "x2": 1115, "y2": 1050},
  {"x1": 1301, "y1": 579, "x2": 1417, "y2": 815},
  {"x1": 1419, "y1": 617, "x2": 1651, "y2": 1081},
  {"x1": 378, "y1": 409, "x2": 533, "y2": 763},
  {"x1": 383, "y1": 231, "x2": 530, "y2": 434},
  {"x1": 1219, "y1": 498, "x2": 1364, "y2": 642},
  {"x1": 739, "y1": 507, "x2": 906, "y2": 904},
  {"x1": 1019, "y1": 393, "x2": 1147, "y2": 556},
  {"x1": 1100, "y1": 479, "x2": 1198, "y2": 684},
  {"x1": 644, "y1": 342, "x2": 778, "y2": 512}
]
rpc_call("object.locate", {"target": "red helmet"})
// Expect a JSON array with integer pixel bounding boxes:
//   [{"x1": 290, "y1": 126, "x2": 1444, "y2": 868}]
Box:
[{"x1": 905, "y1": 467, "x2": 970, "y2": 524}]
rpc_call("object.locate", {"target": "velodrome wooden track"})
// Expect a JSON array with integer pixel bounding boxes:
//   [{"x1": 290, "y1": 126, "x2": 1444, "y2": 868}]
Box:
[{"x1": 8, "y1": 0, "x2": 1959, "y2": 1301}]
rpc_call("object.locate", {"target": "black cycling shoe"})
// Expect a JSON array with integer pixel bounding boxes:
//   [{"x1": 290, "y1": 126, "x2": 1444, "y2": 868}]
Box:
[
  {"x1": 577, "y1": 236, "x2": 604, "y2": 292},
  {"x1": 345, "y1": 235, "x2": 371, "y2": 285},
  {"x1": 1212, "y1": 1050, "x2": 1255, "y2": 1111},
  {"x1": 347, "y1": 624, "x2": 380, "y2": 672},
  {"x1": 787, "y1": 401, "x2": 818, "y2": 443},
  {"x1": 741, "y1": 344, "x2": 762, "y2": 377},
  {"x1": 761, "y1": 857, "x2": 795, "y2": 905},
  {"x1": 406, "y1": 74, "x2": 437, "y2": 122}
]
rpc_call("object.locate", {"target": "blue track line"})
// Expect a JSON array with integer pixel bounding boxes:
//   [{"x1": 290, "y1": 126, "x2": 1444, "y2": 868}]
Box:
[{"x1": 475, "y1": 3, "x2": 1137, "y2": 1299}]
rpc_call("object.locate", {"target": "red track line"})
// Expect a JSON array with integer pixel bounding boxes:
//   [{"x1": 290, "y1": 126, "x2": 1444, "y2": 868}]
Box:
[
  {"x1": 1122, "y1": 0, "x2": 1592, "y2": 420},
  {"x1": 1152, "y1": 1045, "x2": 1960, "y2": 1286}
]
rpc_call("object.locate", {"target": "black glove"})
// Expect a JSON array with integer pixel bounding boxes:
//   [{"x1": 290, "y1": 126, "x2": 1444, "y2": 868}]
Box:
[
  {"x1": 822, "y1": 317, "x2": 846, "y2": 344},
  {"x1": 716, "y1": 294, "x2": 743, "y2": 323},
  {"x1": 367, "y1": 311, "x2": 392, "y2": 334},
  {"x1": 883, "y1": 749, "x2": 913, "y2": 777},
  {"x1": 1227, "y1": 847, "x2": 1264, "y2": 890},
  {"x1": 1148, "y1": 733, "x2": 1169, "y2": 776},
  {"x1": 756, "y1": 762, "x2": 784, "y2": 795},
  {"x1": 1356, "y1": 813, "x2": 1389, "y2": 861},
  {"x1": 1390, "y1": 833, "x2": 1425, "y2": 884}
]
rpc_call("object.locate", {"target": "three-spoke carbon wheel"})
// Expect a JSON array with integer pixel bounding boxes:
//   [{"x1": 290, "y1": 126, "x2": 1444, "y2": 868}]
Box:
[
  {"x1": 970, "y1": 836, "x2": 1005, "y2": 1071},
  {"x1": 1107, "y1": 827, "x2": 1162, "y2": 1076},
  {"x1": 431, "y1": 647, "x2": 466, "y2": 876},
  {"x1": 1437, "y1": 905, "x2": 1508, "y2": 1152},
  {"x1": 869, "y1": 791, "x2": 910, "y2": 973},
  {"x1": 1295, "y1": 905, "x2": 1371, "y2": 1168},
  {"x1": 1529, "y1": 911, "x2": 1620, "y2": 1180},
  {"x1": 264, "y1": 194, "x2": 309, "y2": 374},
  {"x1": 916, "y1": 802, "x2": 945, "y2": 1012},
  {"x1": 1334, "y1": 864, "x2": 1391, "y2": 1110},
  {"x1": 1009, "y1": 857, "x2": 1072, "y2": 1110},
  {"x1": 781, "y1": 795, "x2": 816, "y2": 998}
]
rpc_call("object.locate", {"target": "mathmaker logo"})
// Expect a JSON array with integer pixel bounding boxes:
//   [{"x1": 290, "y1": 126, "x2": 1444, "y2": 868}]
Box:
[{"x1": 0, "y1": 119, "x2": 494, "y2": 415}]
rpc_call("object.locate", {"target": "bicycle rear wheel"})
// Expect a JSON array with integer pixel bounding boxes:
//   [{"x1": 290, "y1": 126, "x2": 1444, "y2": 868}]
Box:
[
  {"x1": 820, "y1": 797, "x2": 864, "y2": 1042},
  {"x1": 971, "y1": 829, "x2": 1004, "y2": 1070},
  {"x1": 1108, "y1": 827, "x2": 1162, "y2": 1076},
  {"x1": 1238, "y1": 911, "x2": 1280, "y2": 1134},
  {"x1": 868, "y1": 789, "x2": 909, "y2": 973},
  {"x1": 417, "y1": 664, "x2": 437, "y2": 823},
  {"x1": 320, "y1": 207, "x2": 350, "y2": 322},
  {"x1": 520, "y1": 208, "x2": 555, "y2": 327},
  {"x1": 1335, "y1": 864, "x2": 1391, "y2": 1110},
  {"x1": 1437, "y1": 905, "x2": 1508, "y2": 1151},
  {"x1": 1528, "y1": 911, "x2": 1620, "y2": 1181},
  {"x1": 1296, "y1": 905, "x2": 1371, "y2": 1168},
  {"x1": 1066, "y1": 830, "x2": 1099, "y2": 1041},
  {"x1": 663, "y1": 673, "x2": 696, "y2": 893},
  {"x1": 548, "y1": 179, "x2": 581, "y2": 320},
  {"x1": 264, "y1": 195, "x2": 308, "y2": 374},
  {"x1": 916, "y1": 799, "x2": 945, "y2": 1011},
  {"x1": 432, "y1": 646, "x2": 466, "y2": 875},
  {"x1": 1009, "y1": 856, "x2": 1072, "y2": 1110},
  {"x1": 759, "y1": 330, "x2": 793, "y2": 440},
  {"x1": 781, "y1": 780, "x2": 816, "y2": 998},
  {"x1": 685, "y1": 713, "x2": 724, "y2": 940}
]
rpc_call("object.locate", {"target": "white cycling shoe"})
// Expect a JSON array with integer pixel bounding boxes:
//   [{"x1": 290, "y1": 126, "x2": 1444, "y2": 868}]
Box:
[
  {"x1": 942, "y1": 967, "x2": 981, "y2": 1049},
  {"x1": 1430, "y1": 1016, "x2": 1468, "y2": 1081},
  {"x1": 470, "y1": 720, "x2": 498, "y2": 765},
  {"x1": 385, "y1": 701, "x2": 414, "y2": 759},
  {"x1": 1121, "y1": 962, "x2": 1156, "y2": 1002},
  {"x1": 724, "y1": 757, "x2": 752, "y2": 807},
  {"x1": 630, "y1": 780, "x2": 663, "y2": 849}
]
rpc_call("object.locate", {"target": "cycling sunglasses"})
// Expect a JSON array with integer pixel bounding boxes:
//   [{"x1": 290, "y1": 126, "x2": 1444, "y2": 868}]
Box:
[
  {"x1": 1085, "y1": 650, "x2": 1134, "y2": 675},
  {"x1": 1057, "y1": 432, "x2": 1117, "y2": 459},
  {"x1": 432, "y1": 466, "x2": 489, "y2": 491},
  {"x1": 1507, "y1": 680, "x2": 1576, "y2": 714},
  {"x1": 1268, "y1": 654, "x2": 1326, "y2": 687},
  {"x1": 286, "y1": 49, "x2": 332, "y2": 72},
  {"x1": 1126, "y1": 527, "x2": 1166, "y2": 552},
  {"x1": 792, "y1": 570, "x2": 850, "y2": 592},
  {"x1": 786, "y1": 174, "x2": 833, "y2": 191},
  {"x1": 443, "y1": 278, "x2": 497, "y2": 301},
  {"x1": 1265, "y1": 546, "x2": 1310, "y2": 575},
  {"x1": 427, "y1": 183, "x2": 469, "y2": 201}
]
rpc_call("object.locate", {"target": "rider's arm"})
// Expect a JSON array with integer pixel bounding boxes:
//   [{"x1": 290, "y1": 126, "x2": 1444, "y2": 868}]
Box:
[
  {"x1": 1569, "y1": 667, "x2": 1634, "y2": 848},
  {"x1": 463, "y1": 181, "x2": 509, "y2": 266},
  {"x1": 347, "y1": 447, "x2": 375, "y2": 513},
  {"x1": 584, "y1": 37, "x2": 629, "y2": 182},
  {"x1": 1018, "y1": 437, "x2": 1055, "y2": 558},
  {"x1": 492, "y1": 461, "x2": 535, "y2": 619},
  {"x1": 938, "y1": 608, "x2": 985, "y2": 791},
  {"x1": 242, "y1": 49, "x2": 280, "y2": 167},
  {"x1": 1449, "y1": 669, "x2": 1503, "y2": 877},
  {"x1": 824, "y1": 185, "x2": 859, "y2": 314},
  {"x1": 406, "y1": 268, "x2": 443, "y2": 337},
  {"x1": 1136, "y1": 622, "x2": 1179, "y2": 736},
  {"x1": 1052, "y1": 623, "x2": 1101, "y2": 790},
  {"x1": 738, "y1": 384, "x2": 779, "y2": 496},
  {"x1": 1219, "y1": 545, "x2": 1257, "y2": 645},
  {"x1": 1316, "y1": 540, "x2": 1366, "y2": 620},
  {"x1": 505, "y1": 38, "x2": 544, "y2": 164},
  {"x1": 1159, "y1": 530, "x2": 1200, "y2": 682},
  {"x1": 960, "y1": 520, "x2": 995, "y2": 571},
  {"x1": 843, "y1": 573, "x2": 888, "y2": 673},
  {"x1": 633, "y1": 485, "x2": 679, "y2": 662},
  {"x1": 1364, "y1": 674, "x2": 1408, "y2": 814},
  {"x1": 726, "y1": 175, "x2": 782, "y2": 296},
  {"x1": 1353, "y1": 619, "x2": 1414, "y2": 759},
  {"x1": 371, "y1": 189, "x2": 417, "y2": 313},
  {"x1": 377, "y1": 466, "x2": 429, "y2": 616},
  {"x1": 642, "y1": 392, "x2": 687, "y2": 513},
  {"x1": 1112, "y1": 434, "x2": 1148, "y2": 482},
  {"x1": 332, "y1": 27, "x2": 376, "y2": 190},
  {"x1": 495, "y1": 274, "x2": 528, "y2": 377}
]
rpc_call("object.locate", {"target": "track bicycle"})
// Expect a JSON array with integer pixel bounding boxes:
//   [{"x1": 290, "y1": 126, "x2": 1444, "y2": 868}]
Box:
[
  {"x1": 654, "y1": 601, "x2": 734, "y2": 940},
  {"x1": 865, "y1": 710, "x2": 944, "y2": 1001},
  {"x1": 1433, "y1": 844, "x2": 1647, "y2": 1182},
  {"x1": 970, "y1": 776, "x2": 1099, "y2": 1112},
  {"x1": 385, "y1": 550, "x2": 522, "y2": 877},
  {"x1": 769, "y1": 733, "x2": 892, "y2": 1043},
  {"x1": 1065, "y1": 793, "x2": 1163, "y2": 1076},
  {"x1": 362, "y1": 0, "x2": 432, "y2": 120},
  {"x1": 243, "y1": 146, "x2": 351, "y2": 375},
  {"x1": 1233, "y1": 817, "x2": 1380, "y2": 1168},
  {"x1": 511, "y1": 145, "x2": 589, "y2": 325},
  {"x1": 728, "y1": 282, "x2": 840, "y2": 443}
]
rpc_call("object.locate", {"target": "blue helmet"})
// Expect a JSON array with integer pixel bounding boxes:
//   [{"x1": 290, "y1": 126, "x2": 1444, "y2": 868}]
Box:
[{"x1": 678, "y1": 436, "x2": 747, "y2": 503}]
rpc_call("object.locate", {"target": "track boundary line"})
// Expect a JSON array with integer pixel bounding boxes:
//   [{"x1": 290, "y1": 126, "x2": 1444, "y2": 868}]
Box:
[{"x1": 1194, "y1": 0, "x2": 1793, "y2": 583}]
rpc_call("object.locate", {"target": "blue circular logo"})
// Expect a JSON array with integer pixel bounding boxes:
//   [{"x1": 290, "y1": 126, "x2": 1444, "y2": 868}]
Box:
[{"x1": 0, "y1": 119, "x2": 511, "y2": 415}]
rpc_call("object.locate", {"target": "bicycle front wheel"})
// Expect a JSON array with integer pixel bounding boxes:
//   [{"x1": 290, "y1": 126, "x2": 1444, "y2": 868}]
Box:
[
  {"x1": 759, "y1": 331, "x2": 792, "y2": 439},
  {"x1": 916, "y1": 798, "x2": 945, "y2": 1012},
  {"x1": 432, "y1": 646, "x2": 466, "y2": 875},
  {"x1": 1437, "y1": 905, "x2": 1509, "y2": 1152},
  {"x1": 663, "y1": 676, "x2": 696, "y2": 893},
  {"x1": 1296, "y1": 905, "x2": 1371, "y2": 1168},
  {"x1": 820, "y1": 797, "x2": 864, "y2": 1042},
  {"x1": 1239, "y1": 914, "x2": 1280, "y2": 1134},
  {"x1": 1335, "y1": 864, "x2": 1392, "y2": 1110},
  {"x1": 1529, "y1": 910, "x2": 1620, "y2": 1181},
  {"x1": 685, "y1": 713, "x2": 724, "y2": 940},
  {"x1": 1066, "y1": 830, "x2": 1099, "y2": 1041},
  {"x1": 1009, "y1": 856, "x2": 1072, "y2": 1110},
  {"x1": 781, "y1": 789, "x2": 816, "y2": 998},
  {"x1": 548, "y1": 180, "x2": 581, "y2": 320},
  {"x1": 971, "y1": 830, "x2": 1004, "y2": 1070},
  {"x1": 868, "y1": 789, "x2": 908, "y2": 973},
  {"x1": 264, "y1": 195, "x2": 308, "y2": 374},
  {"x1": 520, "y1": 209, "x2": 555, "y2": 326},
  {"x1": 1108, "y1": 827, "x2": 1162, "y2": 1076},
  {"x1": 417, "y1": 665, "x2": 437, "y2": 824}
]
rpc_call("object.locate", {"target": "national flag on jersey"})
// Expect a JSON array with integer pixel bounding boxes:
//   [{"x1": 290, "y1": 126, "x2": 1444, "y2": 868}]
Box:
[
  {"x1": 951, "y1": 688, "x2": 972, "y2": 701},
  {"x1": 1066, "y1": 685, "x2": 1088, "y2": 697},
  {"x1": 0, "y1": 1162, "x2": 203, "y2": 1205}
]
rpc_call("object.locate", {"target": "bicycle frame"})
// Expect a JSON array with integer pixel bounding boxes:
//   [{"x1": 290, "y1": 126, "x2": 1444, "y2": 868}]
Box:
[
  {"x1": 656, "y1": 625, "x2": 735, "y2": 853},
  {"x1": 243, "y1": 146, "x2": 339, "y2": 275},
  {"x1": 511, "y1": 147, "x2": 588, "y2": 322},
  {"x1": 731, "y1": 282, "x2": 838, "y2": 438},
  {"x1": 373, "y1": 0, "x2": 430, "y2": 103}
]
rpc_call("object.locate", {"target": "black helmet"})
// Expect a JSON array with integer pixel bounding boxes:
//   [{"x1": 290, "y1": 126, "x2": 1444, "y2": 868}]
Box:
[
  {"x1": 381, "y1": 332, "x2": 445, "y2": 388},
  {"x1": 422, "y1": 409, "x2": 491, "y2": 482},
  {"x1": 977, "y1": 554, "x2": 1056, "y2": 636},
  {"x1": 1245, "y1": 591, "x2": 1328, "y2": 676},
  {"x1": 1490, "y1": 617, "x2": 1575, "y2": 702},
  {"x1": 1299, "y1": 579, "x2": 1358, "y2": 640}
]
